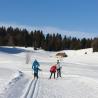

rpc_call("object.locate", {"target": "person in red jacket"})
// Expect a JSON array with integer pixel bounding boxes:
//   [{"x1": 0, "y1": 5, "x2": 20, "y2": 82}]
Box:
[{"x1": 49, "y1": 65, "x2": 57, "y2": 79}]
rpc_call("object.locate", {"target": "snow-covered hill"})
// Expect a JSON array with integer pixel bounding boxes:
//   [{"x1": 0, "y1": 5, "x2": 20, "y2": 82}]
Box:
[{"x1": 0, "y1": 46, "x2": 98, "y2": 98}]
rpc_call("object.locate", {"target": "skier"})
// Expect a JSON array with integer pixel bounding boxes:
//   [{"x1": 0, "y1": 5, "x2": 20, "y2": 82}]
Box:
[
  {"x1": 49, "y1": 64, "x2": 57, "y2": 79},
  {"x1": 32, "y1": 59, "x2": 41, "y2": 79},
  {"x1": 56, "y1": 60, "x2": 62, "y2": 78}
]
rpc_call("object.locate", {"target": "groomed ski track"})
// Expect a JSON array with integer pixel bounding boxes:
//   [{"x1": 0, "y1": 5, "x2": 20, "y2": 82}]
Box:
[{"x1": 22, "y1": 78, "x2": 38, "y2": 98}]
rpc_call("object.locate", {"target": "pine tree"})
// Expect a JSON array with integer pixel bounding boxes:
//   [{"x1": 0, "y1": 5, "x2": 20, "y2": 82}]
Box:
[{"x1": 92, "y1": 38, "x2": 98, "y2": 52}]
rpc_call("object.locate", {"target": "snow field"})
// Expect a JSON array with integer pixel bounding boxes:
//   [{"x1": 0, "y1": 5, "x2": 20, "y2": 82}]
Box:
[{"x1": 0, "y1": 47, "x2": 98, "y2": 98}]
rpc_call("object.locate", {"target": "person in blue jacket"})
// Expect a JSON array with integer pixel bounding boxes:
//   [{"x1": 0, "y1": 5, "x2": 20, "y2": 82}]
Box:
[{"x1": 32, "y1": 59, "x2": 41, "y2": 79}]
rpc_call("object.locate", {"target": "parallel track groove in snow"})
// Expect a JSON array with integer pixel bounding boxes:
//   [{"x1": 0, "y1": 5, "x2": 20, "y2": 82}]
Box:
[{"x1": 23, "y1": 79, "x2": 38, "y2": 98}]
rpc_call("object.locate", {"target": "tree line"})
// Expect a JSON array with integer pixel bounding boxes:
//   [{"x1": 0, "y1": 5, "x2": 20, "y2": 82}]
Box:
[{"x1": 0, "y1": 26, "x2": 98, "y2": 51}]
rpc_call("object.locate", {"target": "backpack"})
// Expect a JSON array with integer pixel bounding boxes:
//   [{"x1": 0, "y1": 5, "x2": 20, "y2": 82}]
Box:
[{"x1": 50, "y1": 65, "x2": 56, "y2": 73}]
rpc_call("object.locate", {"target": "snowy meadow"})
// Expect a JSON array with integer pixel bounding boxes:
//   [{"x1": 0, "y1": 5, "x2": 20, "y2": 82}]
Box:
[{"x1": 0, "y1": 47, "x2": 98, "y2": 98}]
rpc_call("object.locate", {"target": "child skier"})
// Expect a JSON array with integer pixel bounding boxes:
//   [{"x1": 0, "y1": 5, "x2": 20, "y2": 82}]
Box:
[
  {"x1": 56, "y1": 60, "x2": 62, "y2": 78},
  {"x1": 49, "y1": 64, "x2": 57, "y2": 79},
  {"x1": 32, "y1": 59, "x2": 41, "y2": 79}
]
